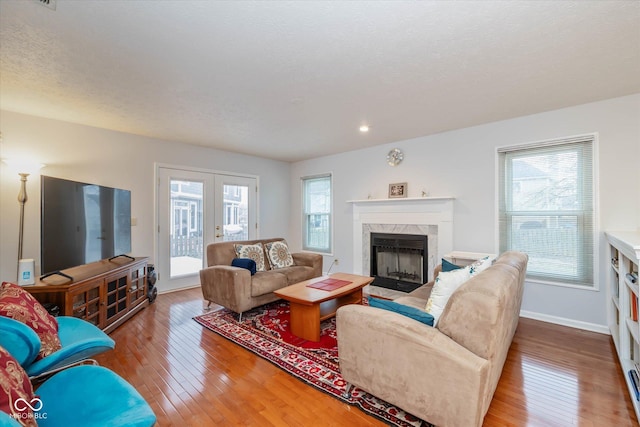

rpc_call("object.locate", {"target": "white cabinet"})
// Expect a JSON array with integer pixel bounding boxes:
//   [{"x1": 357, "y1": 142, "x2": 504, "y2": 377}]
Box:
[{"x1": 606, "y1": 231, "x2": 640, "y2": 422}]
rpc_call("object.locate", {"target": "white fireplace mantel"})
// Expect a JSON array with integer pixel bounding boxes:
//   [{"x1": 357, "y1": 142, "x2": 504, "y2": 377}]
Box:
[
  {"x1": 349, "y1": 197, "x2": 455, "y2": 279},
  {"x1": 346, "y1": 196, "x2": 455, "y2": 204}
]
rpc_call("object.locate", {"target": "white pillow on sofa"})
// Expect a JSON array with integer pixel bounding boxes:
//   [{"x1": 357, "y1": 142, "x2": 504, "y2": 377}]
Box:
[
  {"x1": 425, "y1": 267, "x2": 472, "y2": 326},
  {"x1": 425, "y1": 256, "x2": 492, "y2": 326},
  {"x1": 467, "y1": 256, "x2": 492, "y2": 275}
]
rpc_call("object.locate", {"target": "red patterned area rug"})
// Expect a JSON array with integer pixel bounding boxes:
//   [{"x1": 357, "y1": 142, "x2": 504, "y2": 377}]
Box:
[{"x1": 193, "y1": 300, "x2": 431, "y2": 427}]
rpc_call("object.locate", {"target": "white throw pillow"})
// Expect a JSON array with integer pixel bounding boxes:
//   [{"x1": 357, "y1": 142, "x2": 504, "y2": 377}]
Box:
[
  {"x1": 468, "y1": 256, "x2": 492, "y2": 275},
  {"x1": 425, "y1": 267, "x2": 472, "y2": 326},
  {"x1": 425, "y1": 256, "x2": 493, "y2": 326}
]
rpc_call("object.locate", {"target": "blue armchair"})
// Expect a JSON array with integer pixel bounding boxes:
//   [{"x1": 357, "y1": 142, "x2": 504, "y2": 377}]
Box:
[
  {"x1": 0, "y1": 410, "x2": 22, "y2": 426},
  {"x1": 0, "y1": 360, "x2": 156, "y2": 427},
  {"x1": 0, "y1": 316, "x2": 114, "y2": 379},
  {"x1": 0, "y1": 315, "x2": 155, "y2": 427}
]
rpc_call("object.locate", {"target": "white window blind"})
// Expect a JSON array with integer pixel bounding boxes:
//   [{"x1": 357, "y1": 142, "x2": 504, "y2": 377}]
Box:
[
  {"x1": 498, "y1": 136, "x2": 595, "y2": 287},
  {"x1": 302, "y1": 174, "x2": 332, "y2": 254}
]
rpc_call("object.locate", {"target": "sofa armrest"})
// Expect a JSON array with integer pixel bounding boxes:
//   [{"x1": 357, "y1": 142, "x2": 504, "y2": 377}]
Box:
[
  {"x1": 336, "y1": 304, "x2": 490, "y2": 427},
  {"x1": 291, "y1": 252, "x2": 322, "y2": 277},
  {"x1": 199, "y1": 265, "x2": 252, "y2": 313}
]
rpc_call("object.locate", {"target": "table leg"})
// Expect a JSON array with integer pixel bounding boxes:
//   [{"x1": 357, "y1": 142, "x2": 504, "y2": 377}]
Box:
[{"x1": 289, "y1": 302, "x2": 320, "y2": 342}]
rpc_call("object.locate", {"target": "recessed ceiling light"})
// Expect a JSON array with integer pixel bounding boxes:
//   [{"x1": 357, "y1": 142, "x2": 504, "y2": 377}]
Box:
[{"x1": 359, "y1": 125, "x2": 369, "y2": 133}]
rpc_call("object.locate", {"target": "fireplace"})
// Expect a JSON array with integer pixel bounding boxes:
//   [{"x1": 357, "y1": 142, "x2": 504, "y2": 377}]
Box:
[
  {"x1": 350, "y1": 196, "x2": 454, "y2": 289},
  {"x1": 370, "y1": 232, "x2": 428, "y2": 292}
]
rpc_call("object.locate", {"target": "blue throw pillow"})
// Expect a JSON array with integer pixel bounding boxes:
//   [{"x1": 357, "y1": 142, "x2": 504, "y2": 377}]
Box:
[
  {"x1": 442, "y1": 258, "x2": 462, "y2": 272},
  {"x1": 368, "y1": 297, "x2": 434, "y2": 326},
  {"x1": 231, "y1": 258, "x2": 257, "y2": 275}
]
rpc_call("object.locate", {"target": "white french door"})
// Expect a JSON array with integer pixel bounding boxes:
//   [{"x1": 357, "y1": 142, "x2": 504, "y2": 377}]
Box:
[
  {"x1": 157, "y1": 166, "x2": 257, "y2": 292},
  {"x1": 214, "y1": 174, "x2": 257, "y2": 243}
]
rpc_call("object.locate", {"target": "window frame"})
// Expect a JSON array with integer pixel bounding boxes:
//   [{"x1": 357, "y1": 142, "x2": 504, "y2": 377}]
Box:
[
  {"x1": 301, "y1": 173, "x2": 333, "y2": 255},
  {"x1": 497, "y1": 134, "x2": 598, "y2": 290}
]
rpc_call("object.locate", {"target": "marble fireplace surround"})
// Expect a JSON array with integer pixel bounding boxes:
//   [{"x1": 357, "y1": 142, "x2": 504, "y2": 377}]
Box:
[{"x1": 349, "y1": 197, "x2": 454, "y2": 284}]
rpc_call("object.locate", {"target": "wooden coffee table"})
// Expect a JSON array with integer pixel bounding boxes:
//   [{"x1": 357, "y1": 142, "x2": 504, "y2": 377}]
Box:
[{"x1": 274, "y1": 272, "x2": 373, "y2": 342}]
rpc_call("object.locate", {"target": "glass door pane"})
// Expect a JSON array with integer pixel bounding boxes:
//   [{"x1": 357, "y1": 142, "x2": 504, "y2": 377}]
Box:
[
  {"x1": 222, "y1": 184, "x2": 249, "y2": 241},
  {"x1": 158, "y1": 168, "x2": 214, "y2": 293},
  {"x1": 215, "y1": 175, "x2": 257, "y2": 242},
  {"x1": 169, "y1": 179, "x2": 203, "y2": 277}
]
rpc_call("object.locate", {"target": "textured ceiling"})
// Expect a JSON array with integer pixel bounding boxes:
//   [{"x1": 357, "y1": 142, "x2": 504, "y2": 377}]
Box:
[{"x1": 1, "y1": 1, "x2": 639, "y2": 162}]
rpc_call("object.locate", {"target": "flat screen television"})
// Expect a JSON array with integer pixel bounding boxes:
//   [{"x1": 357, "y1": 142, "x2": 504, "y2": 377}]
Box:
[{"x1": 41, "y1": 175, "x2": 132, "y2": 275}]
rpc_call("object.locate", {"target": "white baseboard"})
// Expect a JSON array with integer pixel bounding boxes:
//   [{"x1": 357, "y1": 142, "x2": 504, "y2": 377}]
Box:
[{"x1": 519, "y1": 310, "x2": 610, "y2": 335}]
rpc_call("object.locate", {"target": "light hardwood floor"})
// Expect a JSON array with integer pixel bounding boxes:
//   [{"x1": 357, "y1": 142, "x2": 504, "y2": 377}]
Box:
[{"x1": 94, "y1": 287, "x2": 636, "y2": 426}]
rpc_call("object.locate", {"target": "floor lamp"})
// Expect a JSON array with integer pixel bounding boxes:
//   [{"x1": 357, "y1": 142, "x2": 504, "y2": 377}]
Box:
[
  {"x1": 3, "y1": 160, "x2": 44, "y2": 284},
  {"x1": 17, "y1": 172, "x2": 29, "y2": 262}
]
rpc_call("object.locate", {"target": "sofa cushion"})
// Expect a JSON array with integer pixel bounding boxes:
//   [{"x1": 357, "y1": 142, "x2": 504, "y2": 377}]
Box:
[
  {"x1": 264, "y1": 240, "x2": 294, "y2": 269},
  {"x1": 234, "y1": 243, "x2": 267, "y2": 272},
  {"x1": 369, "y1": 297, "x2": 434, "y2": 326},
  {"x1": 277, "y1": 265, "x2": 317, "y2": 285},
  {"x1": 406, "y1": 282, "x2": 433, "y2": 301},
  {"x1": 0, "y1": 281, "x2": 62, "y2": 360},
  {"x1": 250, "y1": 272, "x2": 288, "y2": 297},
  {"x1": 231, "y1": 258, "x2": 257, "y2": 275},
  {"x1": 393, "y1": 295, "x2": 431, "y2": 310}
]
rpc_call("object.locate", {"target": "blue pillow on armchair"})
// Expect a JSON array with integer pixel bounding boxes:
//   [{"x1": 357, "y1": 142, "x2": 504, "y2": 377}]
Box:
[
  {"x1": 368, "y1": 297, "x2": 434, "y2": 326},
  {"x1": 231, "y1": 258, "x2": 257, "y2": 275}
]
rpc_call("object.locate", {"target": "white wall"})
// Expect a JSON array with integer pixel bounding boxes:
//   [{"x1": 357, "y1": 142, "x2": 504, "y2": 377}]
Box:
[
  {"x1": 0, "y1": 110, "x2": 291, "y2": 290},
  {"x1": 290, "y1": 94, "x2": 640, "y2": 331}
]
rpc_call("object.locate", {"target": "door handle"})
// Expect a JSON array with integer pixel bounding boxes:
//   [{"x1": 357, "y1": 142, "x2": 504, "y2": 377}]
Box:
[{"x1": 216, "y1": 234, "x2": 222, "y2": 238}]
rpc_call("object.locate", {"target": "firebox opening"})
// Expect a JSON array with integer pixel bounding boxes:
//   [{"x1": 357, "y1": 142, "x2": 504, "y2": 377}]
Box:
[{"x1": 370, "y1": 233, "x2": 428, "y2": 293}]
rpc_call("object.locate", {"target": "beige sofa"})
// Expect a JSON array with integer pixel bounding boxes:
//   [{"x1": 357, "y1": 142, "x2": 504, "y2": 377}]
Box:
[
  {"x1": 200, "y1": 238, "x2": 322, "y2": 315},
  {"x1": 336, "y1": 251, "x2": 528, "y2": 427}
]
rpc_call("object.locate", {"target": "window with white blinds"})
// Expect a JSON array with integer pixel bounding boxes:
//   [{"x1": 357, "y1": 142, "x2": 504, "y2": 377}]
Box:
[
  {"x1": 302, "y1": 174, "x2": 332, "y2": 254},
  {"x1": 498, "y1": 135, "x2": 595, "y2": 287}
]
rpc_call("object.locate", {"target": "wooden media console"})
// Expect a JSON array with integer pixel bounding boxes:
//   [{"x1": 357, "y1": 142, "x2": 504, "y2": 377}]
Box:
[{"x1": 25, "y1": 256, "x2": 149, "y2": 333}]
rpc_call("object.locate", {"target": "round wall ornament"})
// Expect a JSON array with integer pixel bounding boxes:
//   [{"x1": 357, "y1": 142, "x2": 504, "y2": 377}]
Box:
[{"x1": 386, "y1": 148, "x2": 404, "y2": 166}]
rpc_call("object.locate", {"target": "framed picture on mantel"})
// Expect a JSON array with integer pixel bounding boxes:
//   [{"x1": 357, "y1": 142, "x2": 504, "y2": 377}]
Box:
[{"x1": 388, "y1": 182, "x2": 408, "y2": 198}]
